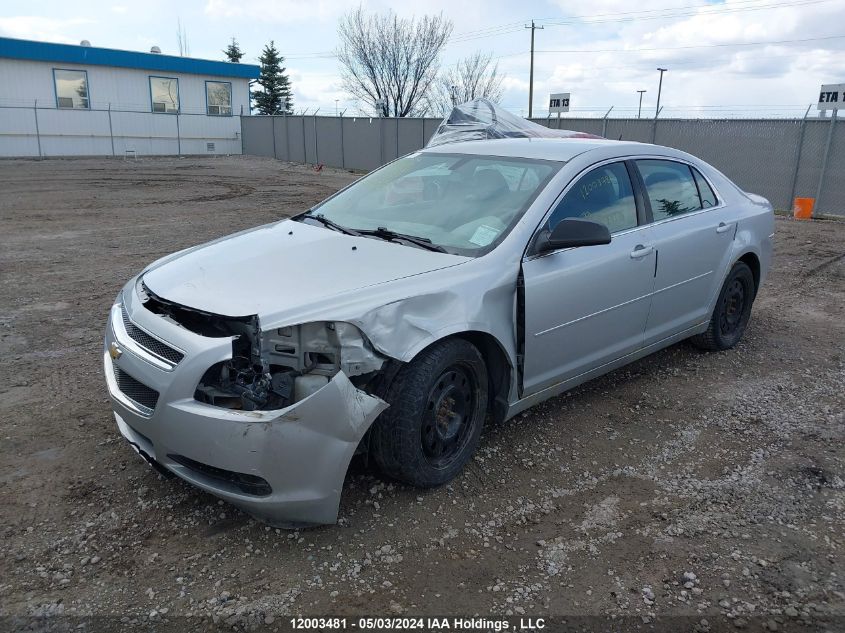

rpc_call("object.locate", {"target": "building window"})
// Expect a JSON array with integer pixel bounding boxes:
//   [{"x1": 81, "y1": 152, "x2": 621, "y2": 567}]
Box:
[
  {"x1": 150, "y1": 76, "x2": 179, "y2": 113},
  {"x1": 54, "y1": 69, "x2": 89, "y2": 109},
  {"x1": 206, "y1": 81, "x2": 232, "y2": 116}
]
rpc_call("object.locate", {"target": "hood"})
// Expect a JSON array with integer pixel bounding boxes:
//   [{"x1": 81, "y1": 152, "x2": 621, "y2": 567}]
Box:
[{"x1": 141, "y1": 219, "x2": 470, "y2": 318}]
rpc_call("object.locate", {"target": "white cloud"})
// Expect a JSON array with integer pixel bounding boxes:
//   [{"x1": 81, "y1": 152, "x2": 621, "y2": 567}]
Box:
[
  {"x1": 0, "y1": 16, "x2": 94, "y2": 43},
  {"x1": 204, "y1": 0, "x2": 350, "y2": 23}
]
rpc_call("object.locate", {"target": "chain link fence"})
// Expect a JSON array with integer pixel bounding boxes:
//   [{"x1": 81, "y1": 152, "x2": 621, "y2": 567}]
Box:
[
  {"x1": 241, "y1": 114, "x2": 843, "y2": 215},
  {"x1": 0, "y1": 103, "x2": 243, "y2": 157}
]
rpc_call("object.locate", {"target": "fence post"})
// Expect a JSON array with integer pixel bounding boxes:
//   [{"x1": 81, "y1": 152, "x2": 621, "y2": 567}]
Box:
[
  {"x1": 284, "y1": 114, "x2": 290, "y2": 161},
  {"x1": 239, "y1": 105, "x2": 244, "y2": 155},
  {"x1": 339, "y1": 112, "x2": 345, "y2": 169},
  {"x1": 301, "y1": 116, "x2": 307, "y2": 163},
  {"x1": 379, "y1": 117, "x2": 385, "y2": 166},
  {"x1": 33, "y1": 99, "x2": 42, "y2": 159},
  {"x1": 271, "y1": 115, "x2": 277, "y2": 159},
  {"x1": 107, "y1": 103, "x2": 115, "y2": 156},
  {"x1": 651, "y1": 108, "x2": 658, "y2": 144},
  {"x1": 176, "y1": 110, "x2": 182, "y2": 156},
  {"x1": 787, "y1": 104, "x2": 812, "y2": 210},
  {"x1": 815, "y1": 109, "x2": 838, "y2": 214},
  {"x1": 314, "y1": 112, "x2": 319, "y2": 165},
  {"x1": 395, "y1": 118, "x2": 399, "y2": 158},
  {"x1": 601, "y1": 106, "x2": 613, "y2": 138}
]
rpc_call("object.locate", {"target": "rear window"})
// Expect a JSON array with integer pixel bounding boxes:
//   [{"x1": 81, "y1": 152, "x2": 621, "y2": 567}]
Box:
[
  {"x1": 692, "y1": 168, "x2": 718, "y2": 208},
  {"x1": 636, "y1": 159, "x2": 702, "y2": 221}
]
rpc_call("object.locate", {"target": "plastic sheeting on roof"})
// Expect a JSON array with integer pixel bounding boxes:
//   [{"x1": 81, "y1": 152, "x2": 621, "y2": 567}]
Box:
[{"x1": 426, "y1": 98, "x2": 602, "y2": 148}]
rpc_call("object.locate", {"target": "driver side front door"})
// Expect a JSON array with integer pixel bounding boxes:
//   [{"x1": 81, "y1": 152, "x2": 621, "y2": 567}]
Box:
[{"x1": 521, "y1": 161, "x2": 655, "y2": 396}]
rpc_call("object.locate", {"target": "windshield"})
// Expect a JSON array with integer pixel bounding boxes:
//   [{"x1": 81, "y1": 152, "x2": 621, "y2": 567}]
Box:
[{"x1": 305, "y1": 152, "x2": 560, "y2": 256}]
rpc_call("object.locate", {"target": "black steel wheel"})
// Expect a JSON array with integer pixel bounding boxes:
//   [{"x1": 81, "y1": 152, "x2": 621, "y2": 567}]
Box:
[
  {"x1": 692, "y1": 261, "x2": 755, "y2": 351},
  {"x1": 370, "y1": 339, "x2": 488, "y2": 487}
]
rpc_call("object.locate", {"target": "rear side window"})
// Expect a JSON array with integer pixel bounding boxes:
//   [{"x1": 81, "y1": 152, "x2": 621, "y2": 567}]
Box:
[
  {"x1": 637, "y1": 159, "x2": 702, "y2": 221},
  {"x1": 692, "y1": 168, "x2": 718, "y2": 208},
  {"x1": 548, "y1": 162, "x2": 638, "y2": 234}
]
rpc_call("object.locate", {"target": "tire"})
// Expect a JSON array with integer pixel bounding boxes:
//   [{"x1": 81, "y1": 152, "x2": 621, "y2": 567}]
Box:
[
  {"x1": 370, "y1": 338, "x2": 488, "y2": 488},
  {"x1": 692, "y1": 261, "x2": 755, "y2": 351}
]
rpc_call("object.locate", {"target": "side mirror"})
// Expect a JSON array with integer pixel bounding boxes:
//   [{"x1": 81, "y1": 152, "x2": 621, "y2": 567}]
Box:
[{"x1": 534, "y1": 218, "x2": 611, "y2": 254}]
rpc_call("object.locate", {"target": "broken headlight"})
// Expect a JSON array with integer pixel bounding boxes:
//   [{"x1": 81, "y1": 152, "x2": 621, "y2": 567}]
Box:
[{"x1": 194, "y1": 321, "x2": 386, "y2": 411}]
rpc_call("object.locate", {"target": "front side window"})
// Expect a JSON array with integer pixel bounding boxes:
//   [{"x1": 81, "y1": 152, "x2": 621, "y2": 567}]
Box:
[
  {"x1": 54, "y1": 69, "x2": 89, "y2": 109},
  {"x1": 206, "y1": 81, "x2": 232, "y2": 115},
  {"x1": 305, "y1": 153, "x2": 559, "y2": 256},
  {"x1": 150, "y1": 77, "x2": 179, "y2": 113},
  {"x1": 547, "y1": 162, "x2": 638, "y2": 234},
  {"x1": 637, "y1": 159, "x2": 703, "y2": 221}
]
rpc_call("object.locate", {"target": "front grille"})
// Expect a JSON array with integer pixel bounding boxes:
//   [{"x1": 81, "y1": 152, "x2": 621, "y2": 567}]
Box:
[
  {"x1": 167, "y1": 454, "x2": 272, "y2": 496},
  {"x1": 121, "y1": 304, "x2": 184, "y2": 365},
  {"x1": 113, "y1": 365, "x2": 159, "y2": 414}
]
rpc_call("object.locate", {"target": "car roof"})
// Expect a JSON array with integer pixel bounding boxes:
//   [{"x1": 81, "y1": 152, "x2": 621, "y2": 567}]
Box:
[{"x1": 419, "y1": 137, "x2": 664, "y2": 163}]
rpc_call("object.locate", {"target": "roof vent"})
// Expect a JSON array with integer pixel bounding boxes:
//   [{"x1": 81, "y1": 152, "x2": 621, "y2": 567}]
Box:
[
  {"x1": 80, "y1": 40, "x2": 91, "y2": 47},
  {"x1": 150, "y1": 45, "x2": 162, "y2": 54}
]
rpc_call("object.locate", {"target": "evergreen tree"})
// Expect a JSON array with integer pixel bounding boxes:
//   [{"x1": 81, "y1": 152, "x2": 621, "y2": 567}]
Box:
[
  {"x1": 253, "y1": 41, "x2": 293, "y2": 115},
  {"x1": 223, "y1": 37, "x2": 244, "y2": 63}
]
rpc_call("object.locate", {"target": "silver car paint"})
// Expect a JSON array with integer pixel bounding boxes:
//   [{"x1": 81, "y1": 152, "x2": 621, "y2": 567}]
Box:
[{"x1": 104, "y1": 138, "x2": 773, "y2": 526}]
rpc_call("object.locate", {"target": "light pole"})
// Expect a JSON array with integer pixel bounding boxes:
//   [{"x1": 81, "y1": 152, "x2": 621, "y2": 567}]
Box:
[
  {"x1": 637, "y1": 90, "x2": 647, "y2": 119},
  {"x1": 655, "y1": 68, "x2": 667, "y2": 118}
]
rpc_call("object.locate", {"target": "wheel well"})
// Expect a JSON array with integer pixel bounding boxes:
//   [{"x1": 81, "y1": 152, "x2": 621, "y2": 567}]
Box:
[
  {"x1": 454, "y1": 331, "x2": 512, "y2": 424},
  {"x1": 738, "y1": 252, "x2": 761, "y2": 294}
]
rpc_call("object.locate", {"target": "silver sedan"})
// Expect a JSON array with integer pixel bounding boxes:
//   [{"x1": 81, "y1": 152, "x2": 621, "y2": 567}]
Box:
[{"x1": 104, "y1": 137, "x2": 774, "y2": 526}]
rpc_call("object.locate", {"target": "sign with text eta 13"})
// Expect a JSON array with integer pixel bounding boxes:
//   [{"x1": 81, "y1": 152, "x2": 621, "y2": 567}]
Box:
[
  {"x1": 549, "y1": 93, "x2": 570, "y2": 113},
  {"x1": 818, "y1": 83, "x2": 845, "y2": 110}
]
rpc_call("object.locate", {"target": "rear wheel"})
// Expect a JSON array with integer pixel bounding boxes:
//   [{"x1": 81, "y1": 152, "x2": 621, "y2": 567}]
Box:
[
  {"x1": 370, "y1": 339, "x2": 488, "y2": 487},
  {"x1": 692, "y1": 261, "x2": 755, "y2": 351}
]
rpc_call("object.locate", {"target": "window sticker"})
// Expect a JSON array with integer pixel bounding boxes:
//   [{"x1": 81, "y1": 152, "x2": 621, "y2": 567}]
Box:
[{"x1": 469, "y1": 224, "x2": 500, "y2": 246}]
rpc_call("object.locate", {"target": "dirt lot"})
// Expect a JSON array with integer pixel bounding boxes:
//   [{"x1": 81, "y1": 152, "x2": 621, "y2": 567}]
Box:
[{"x1": 0, "y1": 156, "x2": 843, "y2": 632}]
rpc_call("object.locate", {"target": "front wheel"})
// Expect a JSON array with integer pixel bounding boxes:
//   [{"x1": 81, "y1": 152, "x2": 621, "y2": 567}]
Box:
[
  {"x1": 370, "y1": 339, "x2": 488, "y2": 487},
  {"x1": 692, "y1": 261, "x2": 755, "y2": 351}
]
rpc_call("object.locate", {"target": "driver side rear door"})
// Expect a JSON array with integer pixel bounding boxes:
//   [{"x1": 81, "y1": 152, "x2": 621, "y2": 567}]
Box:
[{"x1": 521, "y1": 160, "x2": 656, "y2": 396}]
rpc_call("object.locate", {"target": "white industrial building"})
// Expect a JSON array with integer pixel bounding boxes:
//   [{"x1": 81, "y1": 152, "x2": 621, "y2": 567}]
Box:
[{"x1": 0, "y1": 37, "x2": 259, "y2": 157}]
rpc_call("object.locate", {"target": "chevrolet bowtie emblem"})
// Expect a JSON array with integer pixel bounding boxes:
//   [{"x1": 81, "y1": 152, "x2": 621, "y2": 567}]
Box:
[{"x1": 109, "y1": 342, "x2": 123, "y2": 360}]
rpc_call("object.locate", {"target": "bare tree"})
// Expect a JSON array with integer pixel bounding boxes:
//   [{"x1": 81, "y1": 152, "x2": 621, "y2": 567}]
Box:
[
  {"x1": 427, "y1": 51, "x2": 505, "y2": 116},
  {"x1": 337, "y1": 7, "x2": 452, "y2": 117},
  {"x1": 176, "y1": 19, "x2": 190, "y2": 57}
]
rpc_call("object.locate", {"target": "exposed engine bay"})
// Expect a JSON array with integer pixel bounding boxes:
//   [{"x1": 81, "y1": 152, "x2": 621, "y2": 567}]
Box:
[{"x1": 140, "y1": 280, "x2": 387, "y2": 411}]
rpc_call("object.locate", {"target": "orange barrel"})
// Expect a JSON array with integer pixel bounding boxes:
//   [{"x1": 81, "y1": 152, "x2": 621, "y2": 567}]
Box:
[{"x1": 793, "y1": 197, "x2": 814, "y2": 220}]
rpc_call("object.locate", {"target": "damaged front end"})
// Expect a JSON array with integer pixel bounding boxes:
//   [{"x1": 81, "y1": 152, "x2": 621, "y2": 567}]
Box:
[
  {"x1": 143, "y1": 281, "x2": 387, "y2": 412},
  {"x1": 106, "y1": 281, "x2": 393, "y2": 527}
]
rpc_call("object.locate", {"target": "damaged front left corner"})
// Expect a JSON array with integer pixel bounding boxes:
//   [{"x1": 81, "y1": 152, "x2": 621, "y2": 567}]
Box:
[{"x1": 216, "y1": 370, "x2": 389, "y2": 527}]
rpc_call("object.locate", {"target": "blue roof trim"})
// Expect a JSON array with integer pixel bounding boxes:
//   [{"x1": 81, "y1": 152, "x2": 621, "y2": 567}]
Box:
[{"x1": 0, "y1": 37, "x2": 259, "y2": 79}]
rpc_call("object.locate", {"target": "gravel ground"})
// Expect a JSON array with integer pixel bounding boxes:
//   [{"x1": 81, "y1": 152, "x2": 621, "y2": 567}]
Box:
[{"x1": 0, "y1": 156, "x2": 843, "y2": 632}]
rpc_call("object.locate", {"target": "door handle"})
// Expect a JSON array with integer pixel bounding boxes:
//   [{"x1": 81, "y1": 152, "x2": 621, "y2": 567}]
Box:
[
  {"x1": 630, "y1": 244, "x2": 654, "y2": 259},
  {"x1": 716, "y1": 222, "x2": 733, "y2": 234}
]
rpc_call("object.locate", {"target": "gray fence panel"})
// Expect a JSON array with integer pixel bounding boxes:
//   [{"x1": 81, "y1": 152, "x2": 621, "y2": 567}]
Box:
[
  {"x1": 342, "y1": 118, "x2": 382, "y2": 171},
  {"x1": 656, "y1": 119, "x2": 802, "y2": 210},
  {"x1": 283, "y1": 116, "x2": 305, "y2": 163},
  {"x1": 242, "y1": 115, "x2": 274, "y2": 158},
  {"x1": 814, "y1": 118, "x2": 843, "y2": 214},
  {"x1": 269, "y1": 116, "x2": 286, "y2": 161},
  {"x1": 787, "y1": 120, "x2": 827, "y2": 210},
  {"x1": 423, "y1": 118, "x2": 440, "y2": 145},
  {"x1": 397, "y1": 118, "x2": 424, "y2": 156},
  {"x1": 242, "y1": 114, "x2": 844, "y2": 214},
  {"x1": 315, "y1": 116, "x2": 343, "y2": 167},
  {"x1": 604, "y1": 119, "x2": 653, "y2": 143}
]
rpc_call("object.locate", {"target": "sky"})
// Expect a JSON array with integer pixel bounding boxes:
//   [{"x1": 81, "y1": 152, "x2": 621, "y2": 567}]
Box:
[{"x1": 1, "y1": 0, "x2": 844, "y2": 118}]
